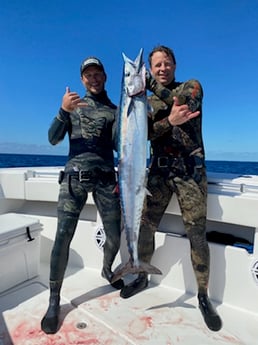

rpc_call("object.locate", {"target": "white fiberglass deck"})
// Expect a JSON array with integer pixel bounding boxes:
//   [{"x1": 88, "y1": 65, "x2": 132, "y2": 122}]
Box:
[
  {"x1": 1, "y1": 167, "x2": 258, "y2": 344},
  {"x1": 0, "y1": 262, "x2": 257, "y2": 345}
]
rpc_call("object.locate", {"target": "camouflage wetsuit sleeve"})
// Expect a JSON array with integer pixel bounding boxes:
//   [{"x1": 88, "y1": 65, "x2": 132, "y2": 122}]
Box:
[
  {"x1": 48, "y1": 108, "x2": 71, "y2": 145},
  {"x1": 149, "y1": 78, "x2": 203, "y2": 111},
  {"x1": 147, "y1": 79, "x2": 204, "y2": 157}
]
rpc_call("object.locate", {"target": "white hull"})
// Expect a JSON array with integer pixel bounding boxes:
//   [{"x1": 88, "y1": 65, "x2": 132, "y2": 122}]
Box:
[{"x1": 0, "y1": 166, "x2": 258, "y2": 344}]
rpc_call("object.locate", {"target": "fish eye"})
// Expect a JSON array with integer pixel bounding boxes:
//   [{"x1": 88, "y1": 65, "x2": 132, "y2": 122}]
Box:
[{"x1": 124, "y1": 69, "x2": 130, "y2": 77}]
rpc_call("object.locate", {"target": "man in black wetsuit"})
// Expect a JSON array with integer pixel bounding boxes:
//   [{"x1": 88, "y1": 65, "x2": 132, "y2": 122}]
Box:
[{"x1": 41, "y1": 56, "x2": 123, "y2": 334}]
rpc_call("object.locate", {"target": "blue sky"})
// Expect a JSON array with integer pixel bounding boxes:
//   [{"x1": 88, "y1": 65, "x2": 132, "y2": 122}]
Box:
[{"x1": 1, "y1": 0, "x2": 258, "y2": 161}]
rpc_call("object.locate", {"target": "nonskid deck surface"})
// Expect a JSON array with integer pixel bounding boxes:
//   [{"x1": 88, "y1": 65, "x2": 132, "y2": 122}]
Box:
[{"x1": 0, "y1": 266, "x2": 257, "y2": 345}]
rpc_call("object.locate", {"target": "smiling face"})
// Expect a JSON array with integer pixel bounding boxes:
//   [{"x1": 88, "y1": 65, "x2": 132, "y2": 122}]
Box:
[
  {"x1": 81, "y1": 65, "x2": 106, "y2": 94},
  {"x1": 150, "y1": 51, "x2": 176, "y2": 86}
]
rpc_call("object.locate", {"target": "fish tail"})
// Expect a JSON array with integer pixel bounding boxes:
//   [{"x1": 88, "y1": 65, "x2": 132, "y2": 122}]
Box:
[{"x1": 111, "y1": 260, "x2": 162, "y2": 283}]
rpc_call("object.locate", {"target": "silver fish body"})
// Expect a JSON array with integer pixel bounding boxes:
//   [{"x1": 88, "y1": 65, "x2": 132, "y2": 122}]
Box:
[{"x1": 112, "y1": 49, "x2": 161, "y2": 282}]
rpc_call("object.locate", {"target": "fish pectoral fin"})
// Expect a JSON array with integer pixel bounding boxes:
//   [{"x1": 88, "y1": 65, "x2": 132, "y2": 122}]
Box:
[{"x1": 111, "y1": 260, "x2": 162, "y2": 283}]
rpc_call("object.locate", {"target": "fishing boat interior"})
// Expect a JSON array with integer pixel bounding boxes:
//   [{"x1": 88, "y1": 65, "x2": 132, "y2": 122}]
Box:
[{"x1": 0, "y1": 166, "x2": 258, "y2": 344}]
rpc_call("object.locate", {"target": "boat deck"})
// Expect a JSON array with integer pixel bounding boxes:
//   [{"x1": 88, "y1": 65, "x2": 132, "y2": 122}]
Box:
[
  {"x1": 0, "y1": 262, "x2": 257, "y2": 345},
  {"x1": 1, "y1": 168, "x2": 258, "y2": 344}
]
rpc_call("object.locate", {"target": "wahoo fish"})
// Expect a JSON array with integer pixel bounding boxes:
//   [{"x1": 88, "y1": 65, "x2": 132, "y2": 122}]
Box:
[{"x1": 112, "y1": 49, "x2": 162, "y2": 283}]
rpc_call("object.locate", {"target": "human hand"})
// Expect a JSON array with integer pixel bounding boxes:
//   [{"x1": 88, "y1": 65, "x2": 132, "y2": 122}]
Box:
[
  {"x1": 168, "y1": 96, "x2": 200, "y2": 126},
  {"x1": 145, "y1": 69, "x2": 156, "y2": 91},
  {"x1": 61, "y1": 87, "x2": 87, "y2": 112}
]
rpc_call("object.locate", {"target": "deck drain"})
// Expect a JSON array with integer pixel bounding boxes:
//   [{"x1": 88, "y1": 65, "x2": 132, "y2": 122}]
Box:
[
  {"x1": 76, "y1": 322, "x2": 87, "y2": 329},
  {"x1": 251, "y1": 261, "x2": 258, "y2": 285}
]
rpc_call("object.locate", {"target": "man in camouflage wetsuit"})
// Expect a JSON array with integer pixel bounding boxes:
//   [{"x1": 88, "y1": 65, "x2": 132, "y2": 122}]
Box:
[
  {"x1": 120, "y1": 45, "x2": 222, "y2": 332},
  {"x1": 41, "y1": 57, "x2": 123, "y2": 334}
]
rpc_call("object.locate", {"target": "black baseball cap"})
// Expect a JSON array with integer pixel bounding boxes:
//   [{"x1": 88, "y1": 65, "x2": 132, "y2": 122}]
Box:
[{"x1": 80, "y1": 57, "x2": 105, "y2": 75}]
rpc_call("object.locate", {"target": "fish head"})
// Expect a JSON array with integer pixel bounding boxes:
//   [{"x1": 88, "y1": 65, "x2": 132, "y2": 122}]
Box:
[{"x1": 122, "y1": 49, "x2": 146, "y2": 97}]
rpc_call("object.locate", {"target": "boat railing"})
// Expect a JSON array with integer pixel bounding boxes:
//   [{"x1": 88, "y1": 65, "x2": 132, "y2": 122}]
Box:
[
  {"x1": 207, "y1": 172, "x2": 258, "y2": 197},
  {"x1": 29, "y1": 169, "x2": 258, "y2": 197},
  {"x1": 1, "y1": 167, "x2": 258, "y2": 227},
  {"x1": 208, "y1": 180, "x2": 258, "y2": 195}
]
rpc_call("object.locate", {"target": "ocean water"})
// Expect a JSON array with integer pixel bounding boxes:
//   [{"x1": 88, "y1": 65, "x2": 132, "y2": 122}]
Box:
[{"x1": 0, "y1": 153, "x2": 258, "y2": 175}]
